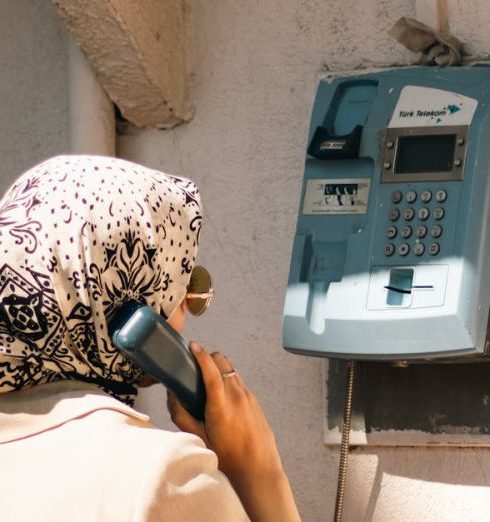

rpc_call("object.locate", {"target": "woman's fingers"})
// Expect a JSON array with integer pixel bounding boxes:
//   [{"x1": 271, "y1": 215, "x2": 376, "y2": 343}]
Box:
[
  {"x1": 189, "y1": 342, "x2": 226, "y2": 410},
  {"x1": 211, "y1": 352, "x2": 244, "y2": 389},
  {"x1": 210, "y1": 351, "x2": 233, "y2": 373},
  {"x1": 166, "y1": 391, "x2": 207, "y2": 440}
]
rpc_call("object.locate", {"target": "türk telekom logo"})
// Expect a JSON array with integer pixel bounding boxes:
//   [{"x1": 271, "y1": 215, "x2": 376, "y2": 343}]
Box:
[{"x1": 398, "y1": 103, "x2": 462, "y2": 123}]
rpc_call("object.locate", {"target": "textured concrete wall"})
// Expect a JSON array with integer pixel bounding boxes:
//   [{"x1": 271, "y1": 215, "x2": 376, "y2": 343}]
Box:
[
  {"x1": 53, "y1": 0, "x2": 189, "y2": 128},
  {"x1": 121, "y1": 1, "x2": 490, "y2": 521},
  {"x1": 0, "y1": 0, "x2": 70, "y2": 191},
  {"x1": 0, "y1": 1, "x2": 114, "y2": 195}
]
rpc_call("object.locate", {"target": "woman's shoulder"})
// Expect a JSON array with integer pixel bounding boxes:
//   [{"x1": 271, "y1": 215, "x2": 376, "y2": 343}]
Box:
[{"x1": 82, "y1": 407, "x2": 250, "y2": 521}]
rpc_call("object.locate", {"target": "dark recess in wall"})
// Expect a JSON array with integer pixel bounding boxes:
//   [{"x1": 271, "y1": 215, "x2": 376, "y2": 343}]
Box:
[{"x1": 328, "y1": 360, "x2": 490, "y2": 436}]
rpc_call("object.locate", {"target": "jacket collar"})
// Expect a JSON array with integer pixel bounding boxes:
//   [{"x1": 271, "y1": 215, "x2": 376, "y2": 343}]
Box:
[{"x1": 0, "y1": 381, "x2": 149, "y2": 444}]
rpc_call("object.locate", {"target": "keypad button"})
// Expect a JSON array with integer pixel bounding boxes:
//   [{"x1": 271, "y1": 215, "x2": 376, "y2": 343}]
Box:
[
  {"x1": 418, "y1": 207, "x2": 430, "y2": 221},
  {"x1": 386, "y1": 226, "x2": 397, "y2": 239},
  {"x1": 420, "y1": 191, "x2": 432, "y2": 203},
  {"x1": 429, "y1": 243, "x2": 440, "y2": 256},
  {"x1": 431, "y1": 225, "x2": 443, "y2": 238},
  {"x1": 435, "y1": 190, "x2": 447, "y2": 202},
  {"x1": 403, "y1": 207, "x2": 415, "y2": 221},
  {"x1": 405, "y1": 190, "x2": 417, "y2": 203},
  {"x1": 414, "y1": 243, "x2": 425, "y2": 256},
  {"x1": 391, "y1": 191, "x2": 403, "y2": 204},
  {"x1": 433, "y1": 207, "x2": 445, "y2": 220},
  {"x1": 400, "y1": 225, "x2": 412, "y2": 239},
  {"x1": 416, "y1": 225, "x2": 427, "y2": 238},
  {"x1": 398, "y1": 243, "x2": 410, "y2": 256},
  {"x1": 389, "y1": 208, "x2": 400, "y2": 221},
  {"x1": 385, "y1": 244, "x2": 395, "y2": 257}
]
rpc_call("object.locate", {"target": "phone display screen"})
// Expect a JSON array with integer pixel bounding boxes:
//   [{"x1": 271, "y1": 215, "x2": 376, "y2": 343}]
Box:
[{"x1": 395, "y1": 134, "x2": 456, "y2": 174}]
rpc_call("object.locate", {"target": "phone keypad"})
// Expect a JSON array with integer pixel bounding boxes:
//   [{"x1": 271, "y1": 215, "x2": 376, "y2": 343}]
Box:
[
  {"x1": 392, "y1": 191, "x2": 403, "y2": 204},
  {"x1": 403, "y1": 207, "x2": 415, "y2": 221},
  {"x1": 405, "y1": 190, "x2": 417, "y2": 203},
  {"x1": 431, "y1": 225, "x2": 443, "y2": 238},
  {"x1": 386, "y1": 226, "x2": 397, "y2": 239},
  {"x1": 389, "y1": 208, "x2": 400, "y2": 221},
  {"x1": 385, "y1": 243, "x2": 395, "y2": 256},
  {"x1": 435, "y1": 190, "x2": 447, "y2": 202},
  {"x1": 414, "y1": 243, "x2": 425, "y2": 256},
  {"x1": 416, "y1": 225, "x2": 427, "y2": 238},
  {"x1": 384, "y1": 188, "x2": 447, "y2": 258},
  {"x1": 433, "y1": 207, "x2": 445, "y2": 220},
  {"x1": 429, "y1": 243, "x2": 440, "y2": 255},
  {"x1": 398, "y1": 243, "x2": 410, "y2": 256},
  {"x1": 400, "y1": 225, "x2": 412, "y2": 239}
]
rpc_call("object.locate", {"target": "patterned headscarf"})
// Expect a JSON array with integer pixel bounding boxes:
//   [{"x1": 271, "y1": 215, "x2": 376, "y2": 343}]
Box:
[{"x1": 0, "y1": 155, "x2": 202, "y2": 404}]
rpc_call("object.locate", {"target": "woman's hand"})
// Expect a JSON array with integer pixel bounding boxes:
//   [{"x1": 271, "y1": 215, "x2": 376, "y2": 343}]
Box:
[{"x1": 167, "y1": 342, "x2": 300, "y2": 522}]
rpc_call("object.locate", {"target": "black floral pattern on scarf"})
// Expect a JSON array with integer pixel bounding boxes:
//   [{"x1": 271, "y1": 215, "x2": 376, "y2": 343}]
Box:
[{"x1": 0, "y1": 156, "x2": 202, "y2": 405}]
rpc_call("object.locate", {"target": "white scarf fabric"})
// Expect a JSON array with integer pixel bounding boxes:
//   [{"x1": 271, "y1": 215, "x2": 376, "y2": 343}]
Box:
[{"x1": 0, "y1": 155, "x2": 202, "y2": 404}]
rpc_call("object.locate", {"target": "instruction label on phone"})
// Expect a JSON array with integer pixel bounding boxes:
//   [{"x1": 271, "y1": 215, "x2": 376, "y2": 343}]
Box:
[{"x1": 302, "y1": 178, "x2": 370, "y2": 215}]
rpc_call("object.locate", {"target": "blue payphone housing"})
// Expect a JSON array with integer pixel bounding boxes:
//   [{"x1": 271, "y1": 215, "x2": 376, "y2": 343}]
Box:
[{"x1": 283, "y1": 67, "x2": 490, "y2": 361}]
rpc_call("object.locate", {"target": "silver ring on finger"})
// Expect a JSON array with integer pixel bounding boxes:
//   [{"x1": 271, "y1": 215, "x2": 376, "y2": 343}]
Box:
[{"x1": 221, "y1": 369, "x2": 239, "y2": 379}]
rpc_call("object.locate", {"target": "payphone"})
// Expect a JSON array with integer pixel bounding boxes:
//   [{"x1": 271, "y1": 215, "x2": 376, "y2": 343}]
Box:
[{"x1": 283, "y1": 66, "x2": 490, "y2": 362}]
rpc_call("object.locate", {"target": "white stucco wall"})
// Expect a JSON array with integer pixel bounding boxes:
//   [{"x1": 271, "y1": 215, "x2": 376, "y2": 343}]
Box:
[
  {"x1": 0, "y1": 0, "x2": 114, "y2": 195},
  {"x1": 122, "y1": 1, "x2": 490, "y2": 520},
  {"x1": 0, "y1": 0, "x2": 70, "y2": 190}
]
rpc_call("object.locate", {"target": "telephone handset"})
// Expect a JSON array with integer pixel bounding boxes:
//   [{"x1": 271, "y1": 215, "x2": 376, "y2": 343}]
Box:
[{"x1": 109, "y1": 301, "x2": 206, "y2": 420}]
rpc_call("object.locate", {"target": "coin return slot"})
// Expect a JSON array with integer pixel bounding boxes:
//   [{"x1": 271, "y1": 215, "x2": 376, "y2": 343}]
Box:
[{"x1": 385, "y1": 268, "x2": 414, "y2": 306}]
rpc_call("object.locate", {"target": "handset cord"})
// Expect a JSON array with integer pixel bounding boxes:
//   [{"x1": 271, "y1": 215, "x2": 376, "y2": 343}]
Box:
[{"x1": 333, "y1": 360, "x2": 356, "y2": 522}]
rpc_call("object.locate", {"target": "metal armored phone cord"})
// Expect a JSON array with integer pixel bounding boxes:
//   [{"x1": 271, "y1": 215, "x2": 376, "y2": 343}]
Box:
[{"x1": 333, "y1": 360, "x2": 356, "y2": 522}]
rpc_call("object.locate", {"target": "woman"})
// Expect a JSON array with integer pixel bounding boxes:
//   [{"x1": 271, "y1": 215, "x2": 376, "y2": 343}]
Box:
[{"x1": 0, "y1": 155, "x2": 300, "y2": 521}]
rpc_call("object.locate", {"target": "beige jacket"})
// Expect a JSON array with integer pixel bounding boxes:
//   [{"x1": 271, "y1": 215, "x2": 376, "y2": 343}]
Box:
[{"x1": 0, "y1": 381, "x2": 250, "y2": 521}]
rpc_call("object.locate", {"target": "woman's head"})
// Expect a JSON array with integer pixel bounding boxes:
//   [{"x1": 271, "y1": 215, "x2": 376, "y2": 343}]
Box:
[{"x1": 0, "y1": 155, "x2": 202, "y2": 403}]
